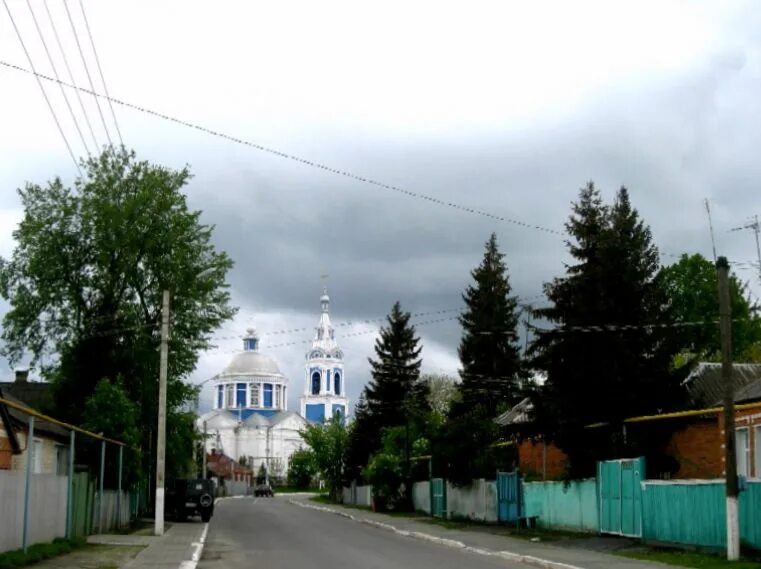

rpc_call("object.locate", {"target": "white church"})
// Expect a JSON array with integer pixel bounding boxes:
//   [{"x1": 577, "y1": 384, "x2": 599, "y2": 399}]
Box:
[{"x1": 198, "y1": 289, "x2": 349, "y2": 477}]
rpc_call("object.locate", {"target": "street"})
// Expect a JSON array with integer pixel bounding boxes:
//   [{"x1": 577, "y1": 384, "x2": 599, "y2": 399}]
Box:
[{"x1": 199, "y1": 497, "x2": 525, "y2": 569}]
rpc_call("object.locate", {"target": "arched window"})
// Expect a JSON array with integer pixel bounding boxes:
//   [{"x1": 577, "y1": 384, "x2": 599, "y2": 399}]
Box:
[
  {"x1": 311, "y1": 371, "x2": 321, "y2": 395},
  {"x1": 334, "y1": 372, "x2": 341, "y2": 396}
]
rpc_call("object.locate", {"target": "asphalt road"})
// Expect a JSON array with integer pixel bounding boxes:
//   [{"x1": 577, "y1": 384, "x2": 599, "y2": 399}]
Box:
[{"x1": 199, "y1": 497, "x2": 527, "y2": 569}]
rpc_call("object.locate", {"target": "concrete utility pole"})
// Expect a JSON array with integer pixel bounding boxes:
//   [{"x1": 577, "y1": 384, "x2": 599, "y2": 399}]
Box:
[
  {"x1": 154, "y1": 289, "x2": 170, "y2": 536},
  {"x1": 202, "y1": 420, "x2": 207, "y2": 480},
  {"x1": 717, "y1": 257, "x2": 739, "y2": 560}
]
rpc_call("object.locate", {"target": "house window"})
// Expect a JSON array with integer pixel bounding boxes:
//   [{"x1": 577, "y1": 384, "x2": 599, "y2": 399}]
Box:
[
  {"x1": 755, "y1": 426, "x2": 761, "y2": 478},
  {"x1": 225, "y1": 384, "x2": 234, "y2": 408},
  {"x1": 275, "y1": 385, "x2": 282, "y2": 409},
  {"x1": 334, "y1": 372, "x2": 341, "y2": 396},
  {"x1": 250, "y1": 384, "x2": 260, "y2": 407},
  {"x1": 263, "y1": 384, "x2": 273, "y2": 408},
  {"x1": 736, "y1": 428, "x2": 750, "y2": 478},
  {"x1": 216, "y1": 385, "x2": 223, "y2": 409},
  {"x1": 236, "y1": 383, "x2": 247, "y2": 408},
  {"x1": 311, "y1": 371, "x2": 320, "y2": 395},
  {"x1": 56, "y1": 445, "x2": 69, "y2": 476}
]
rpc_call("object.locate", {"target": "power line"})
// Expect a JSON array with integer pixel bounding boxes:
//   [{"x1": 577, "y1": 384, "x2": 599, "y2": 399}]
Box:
[
  {"x1": 43, "y1": 0, "x2": 99, "y2": 150},
  {"x1": 61, "y1": 0, "x2": 111, "y2": 146},
  {"x1": 2, "y1": 0, "x2": 81, "y2": 176},
  {"x1": 76, "y1": 0, "x2": 122, "y2": 146},
  {"x1": 26, "y1": 0, "x2": 90, "y2": 155},
  {"x1": 0, "y1": 60, "x2": 561, "y2": 236}
]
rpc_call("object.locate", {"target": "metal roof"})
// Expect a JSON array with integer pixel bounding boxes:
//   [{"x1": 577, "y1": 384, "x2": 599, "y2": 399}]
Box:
[{"x1": 684, "y1": 362, "x2": 761, "y2": 406}]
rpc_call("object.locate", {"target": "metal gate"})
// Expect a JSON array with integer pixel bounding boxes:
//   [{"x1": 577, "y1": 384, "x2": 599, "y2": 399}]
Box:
[
  {"x1": 497, "y1": 471, "x2": 521, "y2": 523},
  {"x1": 431, "y1": 478, "x2": 446, "y2": 518},
  {"x1": 598, "y1": 457, "x2": 644, "y2": 537}
]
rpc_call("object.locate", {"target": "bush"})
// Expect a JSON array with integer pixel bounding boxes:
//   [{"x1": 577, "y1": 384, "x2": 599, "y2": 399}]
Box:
[
  {"x1": 363, "y1": 452, "x2": 405, "y2": 508},
  {"x1": 0, "y1": 537, "x2": 85, "y2": 568}
]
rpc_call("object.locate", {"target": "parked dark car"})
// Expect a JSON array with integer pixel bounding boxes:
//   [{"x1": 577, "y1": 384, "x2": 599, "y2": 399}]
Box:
[
  {"x1": 166, "y1": 479, "x2": 215, "y2": 522},
  {"x1": 254, "y1": 483, "x2": 274, "y2": 497}
]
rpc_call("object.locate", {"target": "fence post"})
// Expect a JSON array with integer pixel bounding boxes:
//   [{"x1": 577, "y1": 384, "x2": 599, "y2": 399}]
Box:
[
  {"x1": 66, "y1": 430, "x2": 75, "y2": 539},
  {"x1": 22, "y1": 416, "x2": 35, "y2": 552},
  {"x1": 117, "y1": 445, "x2": 123, "y2": 529},
  {"x1": 98, "y1": 440, "x2": 105, "y2": 533}
]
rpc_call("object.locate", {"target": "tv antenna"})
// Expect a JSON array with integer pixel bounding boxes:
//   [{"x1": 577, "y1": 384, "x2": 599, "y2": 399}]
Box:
[{"x1": 730, "y1": 214, "x2": 761, "y2": 282}]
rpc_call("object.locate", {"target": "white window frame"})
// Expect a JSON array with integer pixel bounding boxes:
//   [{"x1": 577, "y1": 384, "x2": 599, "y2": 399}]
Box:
[
  {"x1": 754, "y1": 425, "x2": 761, "y2": 479},
  {"x1": 736, "y1": 427, "x2": 750, "y2": 478},
  {"x1": 249, "y1": 383, "x2": 260, "y2": 407},
  {"x1": 33, "y1": 438, "x2": 43, "y2": 474},
  {"x1": 225, "y1": 384, "x2": 234, "y2": 408},
  {"x1": 275, "y1": 385, "x2": 282, "y2": 409}
]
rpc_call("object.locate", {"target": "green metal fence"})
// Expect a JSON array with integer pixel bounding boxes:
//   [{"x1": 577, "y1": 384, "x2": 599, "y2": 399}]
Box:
[
  {"x1": 70, "y1": 472, "x2": 95, "y2": 538},
  {"x1": 522, "y1": 479, "x2": 599, "y2": 532},
  {"x1": 641, "y1": 480, "x2": 761, "y2": 550}
]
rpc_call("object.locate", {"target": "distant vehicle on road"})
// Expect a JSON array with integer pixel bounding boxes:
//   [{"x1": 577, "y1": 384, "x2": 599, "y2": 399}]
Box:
[
  {"x1": 166, "y1": 479, "x2": 215, "y2": 522},
  {"x1": 254, "y1": 483, "x2": 274, "y2": 497}
]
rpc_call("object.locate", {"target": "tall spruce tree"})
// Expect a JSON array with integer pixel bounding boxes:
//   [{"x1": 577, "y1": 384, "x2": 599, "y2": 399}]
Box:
[
  {"x1": 457, "y1": 233, "x2": 523, "y2": 412},
  {"x1": 438, "y1": 234, "x2": 522, "y2": 485},
  {"x1": 344, "y1": 302, "x2": 427, "y2": 482},
  {"x1": 530, "y1": 183, "x2": 685, "y2": 477}
]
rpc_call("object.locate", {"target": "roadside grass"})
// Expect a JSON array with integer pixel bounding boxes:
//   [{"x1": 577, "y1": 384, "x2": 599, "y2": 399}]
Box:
[
  {"x1": 0, "y1": 537, "x2": 86, "y2": 569},
  {"x1": 619, "y1": 549, "x2": 761, "y2": 568},
  {"x1": 274, "y1": 487, "x2": 319, "y2": 494}
]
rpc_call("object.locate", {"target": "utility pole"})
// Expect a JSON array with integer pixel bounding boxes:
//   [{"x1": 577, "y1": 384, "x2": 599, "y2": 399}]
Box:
[
  {"x1": 717, "y1": 257, "x2": 739, "y2": 560},
  {"x1": 202, "y1": 420, "x2": 207, "y2": 480},
  {"x1": 154, "y1": 289, "x2": 170, "y2": 536},
  {"x1": 730, "y1": 214, "x2": 761, "y2": 283}
]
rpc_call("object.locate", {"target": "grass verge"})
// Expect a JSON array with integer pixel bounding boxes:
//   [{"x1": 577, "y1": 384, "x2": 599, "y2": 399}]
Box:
[
  {"x1": 0, "y1": 537, "x2": 87, "y2": 569},
  {"x1": 619, "y1": 549, "x2": 761, "y2": 568}
]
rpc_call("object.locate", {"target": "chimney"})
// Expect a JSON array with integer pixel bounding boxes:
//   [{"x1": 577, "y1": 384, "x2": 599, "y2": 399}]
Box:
[{"x1": 15, "y1": 369, "x2": 28, "y2": 383}]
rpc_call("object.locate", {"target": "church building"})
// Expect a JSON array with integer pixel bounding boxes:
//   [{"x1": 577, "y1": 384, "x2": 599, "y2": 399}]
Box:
[{"x1": 198, "y1": 289, "x2": 349, "y2": 478}]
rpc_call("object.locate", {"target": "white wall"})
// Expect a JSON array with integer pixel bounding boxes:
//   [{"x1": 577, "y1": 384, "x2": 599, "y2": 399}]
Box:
[
  {"x1": 412, "y1": 481, "x2": 430, "y2": 514},
  {"x1": 341, "y1": 484, "x2": 372, "y2": 507},
  {"x1": 446, "y1": 479, "x2": 498, "y2": 522},
  {"x1": 0, "y1": 471, "x2": 67, "y2": 553}
]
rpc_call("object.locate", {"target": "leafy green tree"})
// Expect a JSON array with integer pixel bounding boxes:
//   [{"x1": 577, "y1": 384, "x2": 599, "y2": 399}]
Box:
[
  {"x1": 300, "y1": 418, "x2": 349, "y2": 501},
  {"x1": 287, "y1": 449, "x2": 316, "y2": 488},
  {"x1": 256, "y1": 463, "x2": 267, "y2": 485},
  {"x1": 530, "y1": 183, "x2": 685, "y2": 477},
  {"x1": 457, "y1": 233, "x2": 523, "y2": 410},
  {"x1": 0, "y1": 148, "x2": 236, "y2": 486},
  {"x1": 81, "y1": 378, "x2": 141, "y2": 486},
  {"x1": 658, "y1": 253, "x2": 761, "y2": 364},
  {"x1": 422, "y1": 373, "x2": 460, "y2": 425}
]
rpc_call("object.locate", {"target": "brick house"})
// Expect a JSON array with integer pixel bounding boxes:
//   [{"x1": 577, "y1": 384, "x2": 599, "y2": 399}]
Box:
[
  {"x1": 499, "y1": 363, "x2": 761, "y2": 480},
  {"x1": 206, "y1": 449, "x2": 254, "y2": 484}
]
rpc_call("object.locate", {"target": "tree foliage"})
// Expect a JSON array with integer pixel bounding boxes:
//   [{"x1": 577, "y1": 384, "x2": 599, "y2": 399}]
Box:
[
  {"x1": 457, "y1": 233, "x2": 523, "y2": 411},
  {"x1": 530, "y1": 183, "x2": 686, "y2": 477},
  {"x1": 345, "y1": 302, "x2": 429, "y2": 482},
  {"x1": 0, "y1": 148, "x2": 236, "y2": 485},
  {"x1": 300, "y1": 418, "x2": 349, "y2": 501},
  {"x1": 287, "y1": 449, "x2": 316, "y2": 489},
  {"x1": 658, "y1": 253, "x2": 761, "y2": 364},
  {"x1": 422, "y1": 373, "x2": 460, "y2": 424}
]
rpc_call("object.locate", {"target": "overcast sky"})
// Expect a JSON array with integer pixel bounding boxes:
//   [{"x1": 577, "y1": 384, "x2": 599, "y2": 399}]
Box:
[{"x1": 2, "y1": 0, "x2": 761, "y2": 412}]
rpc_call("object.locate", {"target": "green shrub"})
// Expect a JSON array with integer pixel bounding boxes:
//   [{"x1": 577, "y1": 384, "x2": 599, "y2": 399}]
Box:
[{"x1": 0, "y1": 537, "x2": 85, "y2": 568}]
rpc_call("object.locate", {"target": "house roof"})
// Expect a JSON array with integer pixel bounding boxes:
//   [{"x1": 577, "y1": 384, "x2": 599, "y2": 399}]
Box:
[
  {"x1": 684, "y1": 363, "x2": 761, "y2": 407},
  {"x1": 0, "y1": 388, "x2": 69, "y2": 441},
  {"x1": 495, "y1": 397, "x2": 533, "y2": 426},
  {"x1": 0, "y1": 381, "x2": 53, "y2": 414}
]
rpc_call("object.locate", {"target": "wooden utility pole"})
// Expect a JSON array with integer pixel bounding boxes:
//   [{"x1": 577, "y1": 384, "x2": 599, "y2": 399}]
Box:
[
  {"x1": 717, "y1": 257, "x2": 739, "y2": 560},
  {"x1": 154, "y1": 289, "x2": 170, "y2": 536}
]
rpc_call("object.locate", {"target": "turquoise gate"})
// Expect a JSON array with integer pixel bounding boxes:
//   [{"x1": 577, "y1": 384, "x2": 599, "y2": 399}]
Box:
[
  {"x1": 431, "y1": 478, "x2": 447, "y2": 518},
  {"x1": 497, "y1": 471, "x2": 521, "y2": 523},
  {"x1": 598, "y1": 457, "x2": 645, "y2": 537}
]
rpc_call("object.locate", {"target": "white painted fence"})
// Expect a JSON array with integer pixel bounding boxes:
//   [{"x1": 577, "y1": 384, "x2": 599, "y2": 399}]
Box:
[
  {"x1": 0, "y1": 471, "x2": 67, "y2": 553},
  {"x1": 94, "y1": 490, "x2": 131, "y2": 533},
  {"x1": 446, "y1": 479, "x2": 498, "y2": 522},
  {"x1": 341, "y1": 484, "x2": 372, "y2": 506},
  {"x1": 412, "y1": 481, "x2": 430, "y2": 514}
]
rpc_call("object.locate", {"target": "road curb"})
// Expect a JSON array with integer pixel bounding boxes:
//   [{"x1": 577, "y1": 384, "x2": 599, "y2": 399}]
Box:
[
  {"x1": 178, "y1": 522, "x2": 209, "y2": 569},
  {"x1": 289, "y1": 499, "x2": 585, "y2": 569}
]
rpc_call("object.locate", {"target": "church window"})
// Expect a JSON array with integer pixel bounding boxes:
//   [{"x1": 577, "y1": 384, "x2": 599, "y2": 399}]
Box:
[
  {"x1": 236, "y1": 383, "x2": 246, "y2": 408},
  {"x1": 275, "y1": 385, "x2": 282, "y2": 408},
  {"x1": 216, "y1": 385, "x2": 223, "y2": 409},
  {"x1": 334, "y1": 372, "x2": 341, "y2": 395},
  {"x1": 311, "y1": 371, "x2": 320, "y2": 395},
  {"x1": 249, "y1": 384, "x2": 260, "y2": 407},
  {"x1": 263, "y1": 384, "x2": 273, "y2": 407},
  {"x1": 225, "y1": 384, "x2": 234, "y2": 408}
]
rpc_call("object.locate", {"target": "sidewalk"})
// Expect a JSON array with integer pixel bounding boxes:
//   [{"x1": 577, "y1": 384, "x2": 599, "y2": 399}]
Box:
[
  {"x1": 289, "y1": 496, "x2": 666, "y2": 569},
  {"x1": 122, "y1": 522, "x2": 208, "y2": 569}
]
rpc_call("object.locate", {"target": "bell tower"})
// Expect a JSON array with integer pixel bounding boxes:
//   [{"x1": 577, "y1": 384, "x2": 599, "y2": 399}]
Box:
[{"x1": 300, "y1": 287, "x2": 349, "y2": 423}]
